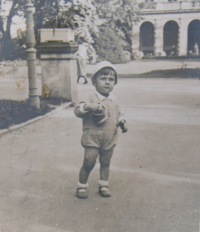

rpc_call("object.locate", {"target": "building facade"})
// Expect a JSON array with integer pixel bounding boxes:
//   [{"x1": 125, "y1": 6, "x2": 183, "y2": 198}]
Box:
[{"x1": 132, "y1": 0, "x2": 200, "y2": 58}]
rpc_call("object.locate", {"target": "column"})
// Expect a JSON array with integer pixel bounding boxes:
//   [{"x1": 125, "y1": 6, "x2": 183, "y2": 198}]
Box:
[
  {"x1": 25, "y1": 0, "x2": 40, "y2": 109},
  {"x1": 178, "y1": 18, "x2": 188, "y2": 56},
  {"x1": 154, "y1": 19, "x2": 165, "y2": 57},
  {"x1": 132, "y1": 23, "x2": 140, "y2": 58}
]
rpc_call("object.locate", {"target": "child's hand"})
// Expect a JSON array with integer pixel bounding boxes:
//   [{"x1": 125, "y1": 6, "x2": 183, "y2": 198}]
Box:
[
  {"x1": 119, "y1": 120, "x2": 128, "y2": 133},
  {"x1": 84, "y1": 103, "x2": 102, "y2": 113}
]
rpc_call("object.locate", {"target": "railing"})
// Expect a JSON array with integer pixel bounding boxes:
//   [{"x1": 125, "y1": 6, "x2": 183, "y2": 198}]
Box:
[
  {"x1": 187, "y1": 1, "x2": 200, "y2": 8},
  {"x1": 139, "y1": 1, "x2": 200, "y2": 11},
  {"x1": 156, "y1": 2, "x2": 180, "y2": 10}
]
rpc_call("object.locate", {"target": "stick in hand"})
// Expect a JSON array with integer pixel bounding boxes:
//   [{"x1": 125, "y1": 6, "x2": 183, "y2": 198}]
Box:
[{"x1": 119, "y1": 120, "x2": 128, "y2": 133}]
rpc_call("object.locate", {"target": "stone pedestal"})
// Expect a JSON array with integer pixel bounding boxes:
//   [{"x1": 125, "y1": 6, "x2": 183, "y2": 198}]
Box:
[
  {"x1": 40, "y1": 53, "x2": 78, "y2": 103},
  {"x1": 37, "y1": 29, "x2": 79, "y2": 103}
]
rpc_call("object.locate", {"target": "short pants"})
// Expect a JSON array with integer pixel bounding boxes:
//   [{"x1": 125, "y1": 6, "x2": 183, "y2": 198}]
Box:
[{"x1": 81, "y1": 129, "x2": 118, "y2": 151}]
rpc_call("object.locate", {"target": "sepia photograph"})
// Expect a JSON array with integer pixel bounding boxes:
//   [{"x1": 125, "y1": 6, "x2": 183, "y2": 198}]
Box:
[{"x1": 0, "y1": 0, "x2": 200, "y2": 231}]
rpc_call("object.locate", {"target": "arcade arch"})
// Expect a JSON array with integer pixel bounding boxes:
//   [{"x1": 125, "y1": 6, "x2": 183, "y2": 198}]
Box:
[
  {"x1": 163, "y1": 21, "x2": 179, "y2": 56},
  {"x1": 139, "y1": 22, "x2": 154, "y2": 56},
  {"x1": 188, "y1": 20, "x2": 200, "y2": 55}
]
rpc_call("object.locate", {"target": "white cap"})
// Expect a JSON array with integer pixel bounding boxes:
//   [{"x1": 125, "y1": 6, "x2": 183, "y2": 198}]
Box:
[{"x1": 90, "y1": 61, "x2": 118, "y2": 84}]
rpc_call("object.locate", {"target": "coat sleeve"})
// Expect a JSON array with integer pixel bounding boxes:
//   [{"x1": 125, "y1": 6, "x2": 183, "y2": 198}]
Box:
[
  {"x1": 74, "y1": 94, "x2": 92, "y2": 118},
  {"x1": 115, "y1": 97, "x2": 126, "y2": 122},
  {"x1": 119, "y1": 108, "x2": 126, "y2": 122}
]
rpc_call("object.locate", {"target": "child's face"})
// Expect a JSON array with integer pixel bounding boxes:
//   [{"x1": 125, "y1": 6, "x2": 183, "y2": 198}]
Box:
[{"x1": 94, "y1": 73, "x2": 115, "y2": 97}]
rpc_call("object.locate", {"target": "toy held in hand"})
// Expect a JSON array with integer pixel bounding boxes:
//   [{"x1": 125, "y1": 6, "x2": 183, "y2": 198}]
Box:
[
  {"x1": 91, "y1": 104, "x2": 107, "y2": 124},
  {"x1": 94, "y1": 104, "x2": 105, "y2": 114},
  {"x1": 119, "y1": 120, "x2": 128, "y2": 133}
]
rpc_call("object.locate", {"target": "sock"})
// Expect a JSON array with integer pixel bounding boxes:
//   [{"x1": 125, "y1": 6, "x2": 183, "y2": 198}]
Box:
[
  {"x1": 98, "y1": 180, "x2": 109, "y2": 190},
  {"x1": 78, "y1": 182, "x2": 89, "y2": 188},
  {"x1": 77, "y1": 182, "x2": 89, "y2": 193}
]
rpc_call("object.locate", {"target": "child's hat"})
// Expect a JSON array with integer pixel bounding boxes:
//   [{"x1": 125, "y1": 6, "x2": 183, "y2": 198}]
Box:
[{"x1": 90, "y1": 61, "x2": 118, "y2": 84}]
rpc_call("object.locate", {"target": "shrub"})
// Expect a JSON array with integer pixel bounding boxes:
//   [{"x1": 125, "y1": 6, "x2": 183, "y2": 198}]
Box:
[
  {"x1": 93, "y1": 26, "x2": 129, "y2": 64},
  {"x1": 2, "y1": 38, "x2": 26, "y2": 61}
]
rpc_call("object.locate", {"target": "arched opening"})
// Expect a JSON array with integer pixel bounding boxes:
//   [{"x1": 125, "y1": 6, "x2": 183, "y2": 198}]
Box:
[
  {"x1": 188, "y1": 20, "x2": 200, "y2": 56},
  {"x1": 139, "y1": 22, "x2": 154, "y2": 56},
  {"x1": 163, "y1": 21, "x2": 179, "y2": 56}
]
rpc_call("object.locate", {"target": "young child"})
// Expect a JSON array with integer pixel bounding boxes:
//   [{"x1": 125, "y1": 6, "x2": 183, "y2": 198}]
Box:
[{"x1": 74, "y1": 61, "x2": 128, "y2": 199}]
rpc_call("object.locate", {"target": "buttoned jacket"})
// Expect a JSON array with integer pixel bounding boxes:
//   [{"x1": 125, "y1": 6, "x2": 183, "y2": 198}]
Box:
[{"x1": 74, "y1": 91, "x2": 125, "y2": 132}]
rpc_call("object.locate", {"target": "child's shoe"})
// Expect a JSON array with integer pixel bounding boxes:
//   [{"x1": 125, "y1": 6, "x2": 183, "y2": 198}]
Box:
[
  {"x1": 98, "y1": 180, "x2": 111, "y2": 197},
  {"x1": 99, "y1": 186, "x2": 111, "y2": 197},
  {"x1": 76, "y1": 182, "x2": 89, "y2": 199}
]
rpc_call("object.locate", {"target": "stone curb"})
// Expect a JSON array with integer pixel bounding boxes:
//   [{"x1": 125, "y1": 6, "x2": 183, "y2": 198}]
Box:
[{"x1": 0, "y1": 102, "x2": 73, "y2": 137}]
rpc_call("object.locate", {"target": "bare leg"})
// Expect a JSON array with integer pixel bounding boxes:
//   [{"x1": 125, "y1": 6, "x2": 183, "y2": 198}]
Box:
[
  {"x1": 99, "y1": 149, "x2": 114, "y2": 181},
  {"x1": 79, "y1": 147, "x2": 99, "y2": 184}
]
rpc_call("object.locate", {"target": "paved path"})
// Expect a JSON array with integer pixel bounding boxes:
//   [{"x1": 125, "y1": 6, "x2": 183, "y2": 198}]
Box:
[
  {"x1": 87, "y1": 60, "x2": 200, "y2": 74},
  {"x1": 1, "y1": 59, "x2": 200, "y2": 101},
  {"x1": 0, "y1": 78, "x2": 200, "y2": 232}
]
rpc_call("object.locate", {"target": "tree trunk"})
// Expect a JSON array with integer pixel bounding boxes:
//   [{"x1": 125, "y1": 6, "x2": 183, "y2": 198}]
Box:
[
  {"x1": 0, "y1": 17, "x2": 6, "y2": 61},
  {"x1": 6, "y1": 15, "x2": 12, "y2": 39},
  {"x1": 6, "y1": 0, "x2": 17, "y2": 39}
]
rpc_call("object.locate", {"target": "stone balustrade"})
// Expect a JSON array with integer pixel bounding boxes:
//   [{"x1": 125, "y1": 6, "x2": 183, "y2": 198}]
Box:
[{"x1": 140, "y1": 1, "x2": 200, "y2": 11}]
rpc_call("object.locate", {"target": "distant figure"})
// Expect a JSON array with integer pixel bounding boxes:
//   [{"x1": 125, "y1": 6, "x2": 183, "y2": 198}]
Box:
[
  {"x1": 77, "y1": 43, "x2": 88, "y2": 84},
  {"x1": 188, "y1": 50, "x2": 193, "y2": 55},
  {"x1": 194, "y1": 43, "x2": 199, "y2": 56},
  {"x1": 139, "y1": 51, "x2": 144, "y2": 59},
  {"x1": 171, "y1": 45, "x2": 176, "y2": 56}
]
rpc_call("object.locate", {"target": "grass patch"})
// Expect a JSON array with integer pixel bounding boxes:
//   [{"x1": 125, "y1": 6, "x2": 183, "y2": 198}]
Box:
[
  {"x1": 0, "y1": 97, "x2": 68, "y2": 130},
  {"x1": 118, "y1": 68, "x2": 200, "y2": 79}
]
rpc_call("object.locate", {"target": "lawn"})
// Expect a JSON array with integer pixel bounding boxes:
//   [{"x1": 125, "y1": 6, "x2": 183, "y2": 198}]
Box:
[{"x1": 0, "y1": 97, "x2": 67, "y2": 130}]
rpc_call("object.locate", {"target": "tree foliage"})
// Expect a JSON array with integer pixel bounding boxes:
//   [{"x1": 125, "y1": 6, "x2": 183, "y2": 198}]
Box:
[
  {"x1": 94, "y1": 0, "x2": 140, "y2": 54},
  {"x1": 0, "y1": 0, "x2": 141, "y2": 63},
  {"x1": 0, "y1": 0, "x2": 99, "y2": 62},
  {"x1": 93, "y1": 26, "x2": 130, "y2": 63},
  {"x1": 0, "y1": 0, "x2": 26, "y2": 59},
  {"x1": 35, "y1": 0, "x2": 99, "y2": 62}
]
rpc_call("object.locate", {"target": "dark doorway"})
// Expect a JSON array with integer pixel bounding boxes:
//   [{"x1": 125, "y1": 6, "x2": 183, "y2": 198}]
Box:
[
  {"x1": 188, "y1": 20, "x2": 200, "y2": 55},
  {"x1": 163, "y1": 21, "x2": 179, "y2": 56},
  {"x1": 140, "y1": 22, "x2": 154, "y2": 56}
]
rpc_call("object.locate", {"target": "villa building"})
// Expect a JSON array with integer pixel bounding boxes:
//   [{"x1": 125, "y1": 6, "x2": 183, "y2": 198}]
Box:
[{"x1": 132, "y1": 0, "x2": 200, "y2": 58}]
